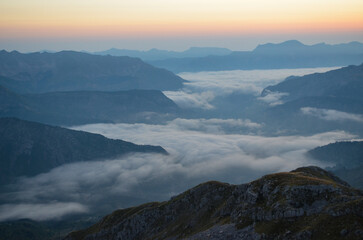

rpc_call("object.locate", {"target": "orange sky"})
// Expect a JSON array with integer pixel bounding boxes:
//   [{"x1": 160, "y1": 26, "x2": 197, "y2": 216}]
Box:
[{"x1": 0, "y1": 0, "x2": 362, "y2": 51}]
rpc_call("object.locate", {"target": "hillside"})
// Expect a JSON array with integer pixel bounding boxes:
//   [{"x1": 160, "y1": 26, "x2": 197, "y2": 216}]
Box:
[
  {"x1": 262, "y1": 63, "x2": 363, "y2": 102},
  {"x1": 65, "y1": 166, "x2": 363, "y2": 240},
  {"x1": 256, "y1": 64, "x2": 363, "y2": 136},
  {"x1": 0, "y1": 85, "x2": 179, "y2": 125},
  {"x1": 308, "y1": 141, "x2": 363, "y2": 168},
  {"x1": 308, "y1": 141, "x2": 363, "y2": 189},
  {"x1": 0, "y1": 50, "x2": 184, "y2": 93},
  {"x1": 149, "y1": 40, "x2": 363, "y2": 73},
  {"x1": 0, "y1": 118, "x2": 167, "y2": 185}
]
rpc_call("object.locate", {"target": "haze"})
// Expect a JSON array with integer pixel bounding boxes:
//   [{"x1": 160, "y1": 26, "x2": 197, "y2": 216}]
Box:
[{"x1": 1, "y1": 0, "x2": 362, "y2": 51}]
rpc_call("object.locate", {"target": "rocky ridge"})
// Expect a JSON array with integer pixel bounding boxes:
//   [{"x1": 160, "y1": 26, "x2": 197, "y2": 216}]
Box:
[{"x1": 65, "y1": 166, "x2": 363, "y2": 240}]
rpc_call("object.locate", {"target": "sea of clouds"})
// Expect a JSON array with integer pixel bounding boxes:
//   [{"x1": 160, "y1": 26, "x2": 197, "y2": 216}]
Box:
[
  {"x1": 301, "y1": 107, "x2": 363, "y2": 123},
  {"x1": 1, "y1": 67, "x2": 356, "y2": 222},
  {"x1": 0, "y1": 120, "x2": 355, "y2": 221},
  {"x1": 165, "y1": 67, "x2": 339, "y2": 109}
]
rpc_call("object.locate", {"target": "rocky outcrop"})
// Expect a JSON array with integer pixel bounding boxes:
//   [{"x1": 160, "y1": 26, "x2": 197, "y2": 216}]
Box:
[{"x1": 65, "y1": 166, "x2": 363, "y2": 240}]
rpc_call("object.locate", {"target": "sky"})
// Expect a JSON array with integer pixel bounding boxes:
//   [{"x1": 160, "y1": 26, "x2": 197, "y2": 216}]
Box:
[{"x1": 0, "y1": 0, "x2": 362, "y2": 51}]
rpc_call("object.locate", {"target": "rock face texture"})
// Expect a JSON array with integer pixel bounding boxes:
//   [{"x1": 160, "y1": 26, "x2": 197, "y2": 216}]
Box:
[{"x1": 65, "y1": 166, "x2": 363, "y2": 240}]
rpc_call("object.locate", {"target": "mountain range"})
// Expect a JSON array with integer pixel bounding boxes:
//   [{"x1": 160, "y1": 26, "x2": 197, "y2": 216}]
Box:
[
  {"x1": 263, "y1": 63, "x2": 363, "y2": 103},
  {"x1": 65, "y1": 166, "x2": 363, "y2": 240},
  {"x1": 149, "y1": 40, "x2": 363, "y2": 73},
  {"x1": 93, "y1": 47, "x2": 232, "y2": 61},
  {"x1": 0, "y1": 85, "x2": 179, "y2": 125},
  {"x1": 257, "y1": 63, "x2": 363, "y2": 135},
  {"x1": 1, "y1": 43, "x2": 363, "y2": 240},
  {"x1": 0, "y1": 50, "x2": 184, "y2": 93},
  {"x1": 0, "y1": 118, "x2": 166, "y2": 185}
]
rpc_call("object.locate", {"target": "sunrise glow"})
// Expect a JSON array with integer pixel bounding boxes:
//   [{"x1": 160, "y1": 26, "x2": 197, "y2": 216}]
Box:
[{"x1": 0, "y1": 0, "x2": 362, "y2": 50}]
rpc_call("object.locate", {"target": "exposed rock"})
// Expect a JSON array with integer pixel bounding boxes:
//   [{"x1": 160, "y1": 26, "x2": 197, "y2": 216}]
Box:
[{"x1": 65, "y1": 166, "x2": 363, "y2": 240}]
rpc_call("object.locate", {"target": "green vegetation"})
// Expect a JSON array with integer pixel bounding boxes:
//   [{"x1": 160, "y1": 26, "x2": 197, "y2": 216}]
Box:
[{"x1": 255, "y1": 214, "x2": 363, "y2": 240}]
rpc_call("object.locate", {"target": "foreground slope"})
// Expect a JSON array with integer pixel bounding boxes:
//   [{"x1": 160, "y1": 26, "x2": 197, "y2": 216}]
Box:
[
  {"x1": 0, "y1": 50, "x2": 184, "y2": 93},
  {"x1": 66, "y1": 166, "x2": 363, "y2": 240},
  {"x1": 0, "y1": 85, "x2": 179, "y2": 125},
  {"x1": 0, "y1": 118, "x2": 166, "y2": 185}
]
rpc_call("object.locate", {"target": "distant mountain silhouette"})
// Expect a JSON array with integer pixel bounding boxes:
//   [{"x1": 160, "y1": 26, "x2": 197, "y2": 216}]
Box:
[
  {"x1": 0, "y1": 85, "x2": 179, "y2": 125},
  {"x1": 149, "y1": 40, "x2": 363, "y2": 72},
  {"x1": 253, "y1": 40, "x2": 363, "y2": 55},
  {"x1": 0, "y1": 50, "x2": 184, "y2": 93},
  {"x1": 93, "y1": 47, "x2": 232, "y2": 61},
  {"x1": 0, "y1": 118, "x2": 167, "y2": 185}
]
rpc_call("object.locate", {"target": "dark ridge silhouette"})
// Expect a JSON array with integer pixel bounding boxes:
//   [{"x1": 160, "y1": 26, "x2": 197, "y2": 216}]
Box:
[
  {"x1": 0, "y1": 50, "x2": 185, "y2": 93},
  {"x1": 0, "y1": 117, "x2": 167, "y2": 185},
  {"x1": 93, "y1": 47, "x2": 232, "y2": 61},
  {"x1": 308, "y1": 141, "x2": 363, "y2": 189},
  {"x1": 0, "y1": 85, "x2": 179, "y2": 125},
  {"x1": 149, "y1": 40, "x2": 363, "y2": 73}
]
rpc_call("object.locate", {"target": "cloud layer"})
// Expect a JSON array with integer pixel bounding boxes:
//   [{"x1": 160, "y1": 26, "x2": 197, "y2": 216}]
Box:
[
  {"x1": 301, "y1": 107, "x2": 363, "y2": 123},
  {"x1": 0, "y1": 119, "x2": 356, "y2": 221},
  {"x1": 0, "y1": 67, "x2": 351, "y2": 222},
  {"x1": 166, "y1": 67, "x2": 339, "y2": 109},
  {"x1": 0, "y1": 203, "x2": 88, "y2": 222},
  {"x1": 258, "y1": 90, "x2": 289, "y2": 106}
]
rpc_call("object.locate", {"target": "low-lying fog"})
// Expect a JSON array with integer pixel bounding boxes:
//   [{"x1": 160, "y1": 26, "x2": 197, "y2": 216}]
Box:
[
  {"x1": 165, "y1": 67, "x2": 338, "y2": 109},
  {"x1": 2, "y1": 67, "x2": 358, "y2": 222}
]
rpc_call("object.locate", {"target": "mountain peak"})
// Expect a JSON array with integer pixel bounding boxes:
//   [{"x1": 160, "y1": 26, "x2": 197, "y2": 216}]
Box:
[
  {"x1": 253, "y1": 40, "x2": 306, "y2": 52},
  {"x1": 280, "y1": 40, "x2": 304, "y2": 46},
  {"x1": 66, "y1": 166, "x2": 363, "y2": 240}
]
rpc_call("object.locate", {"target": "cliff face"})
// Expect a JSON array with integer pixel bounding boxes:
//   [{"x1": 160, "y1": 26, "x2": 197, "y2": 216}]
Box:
[{"x1": 66, "y1": 166, "x2": 363, "y2": 240}]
